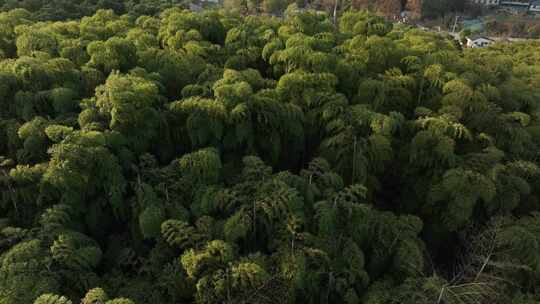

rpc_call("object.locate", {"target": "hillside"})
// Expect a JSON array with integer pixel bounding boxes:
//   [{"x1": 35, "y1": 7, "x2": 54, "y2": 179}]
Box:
[
  {"x1": 354, "y1": 0, "x2": 421, "y2": 17},
  {"x1": 0, "y1": 0, "x2": 466, "y2": 20}
]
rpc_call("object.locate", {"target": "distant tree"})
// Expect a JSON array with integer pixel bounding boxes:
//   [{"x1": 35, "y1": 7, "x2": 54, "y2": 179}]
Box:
[{"x1": 263, "y1": 0, "x2": 288, "y2": 14}]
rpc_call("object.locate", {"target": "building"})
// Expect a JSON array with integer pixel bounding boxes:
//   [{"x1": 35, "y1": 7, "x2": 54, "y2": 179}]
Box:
[
  {"x1": 500, "y1": 0, "x2": 530, "y2": 6},
  {"x1": 469, "y1": 0, "x2": 540, "y2": 14},
  {"x1": 530, "y1": 0, "x2": 540, "y2": 12},
  {"x1": 500, "y1": 0, "x2": 531, "y2": 13},
  {"x1": 470, "y1": 0, "x2": 500, "y2": 6},
  {"x1": 466, "y1": 36, "x2": 495, "y2": 47}
]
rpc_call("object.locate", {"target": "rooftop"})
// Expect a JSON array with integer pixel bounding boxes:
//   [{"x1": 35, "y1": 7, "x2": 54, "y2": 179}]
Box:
[{"x1": 467, "y1": 35, "x2": 495, "y2": 41}]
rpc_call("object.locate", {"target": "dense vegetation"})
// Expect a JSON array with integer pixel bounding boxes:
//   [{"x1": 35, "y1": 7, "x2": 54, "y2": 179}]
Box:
[
  {"x1": 1, "y1": 5, "x2": 540, "y2": 304},
  {"x1": 0, "y1": 0, "x2": 469, "y2": 21},
  {"x1": 485, "y1": 16, "x2": 540, "y2": 39},
  {"x1": 0, "y1": 0, "x2": 198, "y2": 20}
]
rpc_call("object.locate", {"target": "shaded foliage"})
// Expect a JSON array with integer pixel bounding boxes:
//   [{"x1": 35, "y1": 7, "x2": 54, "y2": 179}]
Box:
[{"x1": 0, "y1": 6, "x2": 539, "y2": 304}]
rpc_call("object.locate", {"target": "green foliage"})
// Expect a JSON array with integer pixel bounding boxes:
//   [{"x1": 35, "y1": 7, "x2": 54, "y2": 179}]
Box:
[
  {"x1": 51, "y1": 231, "x2": 102, "y2": 270},
  {"x1": 339, "y1": 11, "x2": 393, "y2": 37},
  {"x1": 81, "y1": 288, "x2": 109, "y2": 304},
  {"x1": 0, "y1": 6, "x2": 539, "y2": 304},
  {"x1": 181, "y1": 240, "x2": 236, "y2": 278},
  {"x1": 91, "y1": 72, "x2": 162, "y2": 152},
  {"x1": 34, "y1": 294, "x2": 72, "y2": 304},
  {"x1": 139, "y1": 204, "x2": 166, "y2": 240},
  {"x1": 161, "y1": 219, "x2": 200, "y2": 249},
  {"x1": 87, "y1": 37, "x2": 137, "y2": 74},
  {"x1": 429, "y1": 168, "x2": 496, "y2": 230},
  {"x1": 105, "y1": 299, "x2": 135, "y2": 304},
  {"x1": 42, "y1": 130, "x2": 127, "y2": 219},
  {"x1": 39, "y1": 204, "x2": 72, "y2": 233},
  {"x1": 177, "y1": 147, "x2": 222, "y2": 185},
  {"x1": 0, "y1": 239, "x2": 60, "y2": 304}
]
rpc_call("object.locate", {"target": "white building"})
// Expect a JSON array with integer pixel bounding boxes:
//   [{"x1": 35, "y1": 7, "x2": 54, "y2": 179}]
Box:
[
  {"x1": 530, "y1": 0, "x2": 540, "y2": 12},
  {"x1": 470, "y1": 0, "x2": 500, "y2": 5},
  {"x1": 466, "y1": 36, "x2": 495, "y2": 48},
  {"x1": 500, "y1": 0, "x2": 530, "y2": 6}
]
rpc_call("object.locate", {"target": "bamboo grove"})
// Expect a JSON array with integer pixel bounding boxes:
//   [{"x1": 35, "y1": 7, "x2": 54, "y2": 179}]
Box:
[{"x1": 1, "y1": 6, "x2": 540, "y2": 304}]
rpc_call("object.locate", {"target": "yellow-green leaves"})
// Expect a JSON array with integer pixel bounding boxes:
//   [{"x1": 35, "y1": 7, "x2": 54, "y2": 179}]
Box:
[
  {"x1": 93, "y1": 72, "x2": 162, "y2": 152},
  {"x1": 178, "y1": 147, "x2": 222, "y2": 185},
  {"x1": 87, "y1": 38, "x2": 137, "y2": 74},
  {"x1": 34, "y1": 294, "x2": 72, "y2": 304},
  {"x1": 51, "y1": 231, "x2": 102, "y2": 270}
]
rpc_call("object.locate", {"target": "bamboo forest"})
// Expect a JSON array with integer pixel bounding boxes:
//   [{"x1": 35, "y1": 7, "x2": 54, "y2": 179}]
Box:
[{"x1": 1, "y1": 3, "x2": 540, "y2": 304}]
